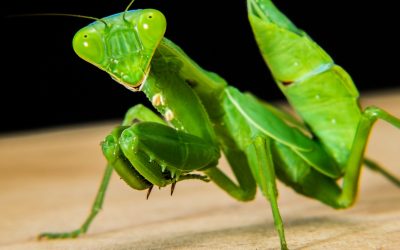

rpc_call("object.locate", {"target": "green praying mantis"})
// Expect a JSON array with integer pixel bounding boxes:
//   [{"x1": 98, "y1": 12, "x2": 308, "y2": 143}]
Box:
[{"x1": 37, "y1": 0, "x2": 400, "y2": 249}]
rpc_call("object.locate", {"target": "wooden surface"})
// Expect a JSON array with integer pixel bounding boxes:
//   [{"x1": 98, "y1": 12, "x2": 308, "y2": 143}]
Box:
[{"x1": 0, "y1": 90, "x2": 399, "y2": 250}]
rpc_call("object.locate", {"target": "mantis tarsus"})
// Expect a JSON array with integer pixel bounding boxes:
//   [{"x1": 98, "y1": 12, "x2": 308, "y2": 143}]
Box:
[{"x1": 38, "y1": 0, "x2": 400, "y2": 249}]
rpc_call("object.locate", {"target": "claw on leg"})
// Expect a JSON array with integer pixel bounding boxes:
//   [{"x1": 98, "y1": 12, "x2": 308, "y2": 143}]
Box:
[
  {"x1": 170, "y1": 182, "x2": 177, "y2": 196},
  {"x1": 146, "y1": 185, "x2": 154, "y2": 200}
]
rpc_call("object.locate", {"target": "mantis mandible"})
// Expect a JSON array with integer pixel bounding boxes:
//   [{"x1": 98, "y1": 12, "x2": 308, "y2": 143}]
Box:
[{"x1": 38, "y1": 0, "x2": 400, "y2": 249}]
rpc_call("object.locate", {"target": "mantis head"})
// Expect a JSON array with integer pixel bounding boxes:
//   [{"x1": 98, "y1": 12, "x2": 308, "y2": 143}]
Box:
[{"x1": 73, "y1": 9, "x2": 166, "y2": 91}]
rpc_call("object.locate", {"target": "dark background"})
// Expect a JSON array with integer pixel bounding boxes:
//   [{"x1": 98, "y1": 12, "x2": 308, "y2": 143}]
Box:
[{"x1": 3, "y1": 0, "x2": 399, "y2": 134}]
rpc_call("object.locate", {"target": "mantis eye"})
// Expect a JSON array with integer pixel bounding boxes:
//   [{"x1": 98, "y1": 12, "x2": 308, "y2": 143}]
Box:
[
  {"x1": 73, "y1": 27, "x2": 105, "y2": 65},
  {"x1": 136, "y1": 9, "x2": 167, "y2": 47}
]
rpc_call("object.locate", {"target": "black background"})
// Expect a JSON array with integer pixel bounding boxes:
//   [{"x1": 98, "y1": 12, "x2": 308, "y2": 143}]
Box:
[{"x1": 3, "y1": 0, "x2": 399, "y2": 134}]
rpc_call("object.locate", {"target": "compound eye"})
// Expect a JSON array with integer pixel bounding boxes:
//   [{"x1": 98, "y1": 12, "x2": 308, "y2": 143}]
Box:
[
  {"x1": 72, "y1": 27, "x2": 104, "y2": 64},
  {"x1": 136, "y1": 9, "x2": 167, "y2": 46}
]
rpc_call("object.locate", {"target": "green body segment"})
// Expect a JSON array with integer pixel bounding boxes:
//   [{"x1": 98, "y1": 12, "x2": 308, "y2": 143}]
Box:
[
  {"x1": 120, "y1": 122, "x2": 219, "y2": 171},
  {"x1": 248, "y1": 0, "x2": 362, "y2": 167},
  {"x1": 141, "y1": 46, "x2": 219, "y2": 146}
]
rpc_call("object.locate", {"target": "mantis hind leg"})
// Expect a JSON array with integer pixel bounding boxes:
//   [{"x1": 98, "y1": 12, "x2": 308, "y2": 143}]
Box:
[
  {"x1": 38, "y1": 105, "x2": 165, "y2": 239},
  {"x1": 338, "y1": 106, "x2": 400, "y2": 207},
  {"x1": 282, "y1": 107, "x2": 400, "y2": 208},
  {"x1": 278, "y1": 106, "x2": 400, "y2": 209},
  {"x1": 364, "y1": 158, "x2": 400, "y2": 187}
]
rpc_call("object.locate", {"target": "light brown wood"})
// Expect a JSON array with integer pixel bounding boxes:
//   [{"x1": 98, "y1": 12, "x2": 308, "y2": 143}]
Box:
[{"x1": 0, "y1": 90, "x2": 399, "y2": 250}]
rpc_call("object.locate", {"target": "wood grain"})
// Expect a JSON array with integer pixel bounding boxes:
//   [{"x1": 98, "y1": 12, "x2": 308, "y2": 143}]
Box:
[{"x1": 0, "y1": 90, "x2": 399, "y2": 250}]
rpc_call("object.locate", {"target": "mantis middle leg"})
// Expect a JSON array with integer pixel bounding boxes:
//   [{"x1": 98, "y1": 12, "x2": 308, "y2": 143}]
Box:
[
  {"x1": 246, "y1": 136, "x2": 288, "y2": 250},
  {"x1": 205, "y1": 134, "x2": 288, "y2": 249}
]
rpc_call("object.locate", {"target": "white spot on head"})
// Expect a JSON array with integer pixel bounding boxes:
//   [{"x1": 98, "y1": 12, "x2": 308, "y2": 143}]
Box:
[
  {"x1": 143, "y1": 23, "x2": 149, "y2": 29},
  {"x1": 165, "y1": 109, "x2": 174, "y2": 121},
  {"x1": 83, "y1": 41, "x2": 89, "y2": 47}
]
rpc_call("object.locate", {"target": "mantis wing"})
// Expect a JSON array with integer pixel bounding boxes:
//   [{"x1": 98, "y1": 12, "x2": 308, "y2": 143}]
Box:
[
  {"x1": 225, "y1": 87, "x2": 341, "y2": 179},
  {"x1": 244, "y1": 92, "x2": 311, "y2": 137}
]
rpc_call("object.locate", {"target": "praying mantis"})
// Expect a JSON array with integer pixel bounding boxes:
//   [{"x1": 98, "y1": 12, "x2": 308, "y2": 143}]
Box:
[{"x1": 37, "y1": 0, "x2": 400, "y2": 249}]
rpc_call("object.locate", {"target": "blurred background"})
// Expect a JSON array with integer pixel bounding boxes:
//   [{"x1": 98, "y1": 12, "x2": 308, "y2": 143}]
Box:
[{"x1": 2, "y1": 0, "x2": 399, "y2": 134}]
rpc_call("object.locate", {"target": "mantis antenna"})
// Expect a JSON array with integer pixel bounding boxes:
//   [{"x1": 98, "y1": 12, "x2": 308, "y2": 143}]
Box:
[
  {"x1": 9, "y1": 13, "x2": 110, "y2": 28},
  {"x1": 123, "y1": 0, "x2": 136, "y2": 21}
]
